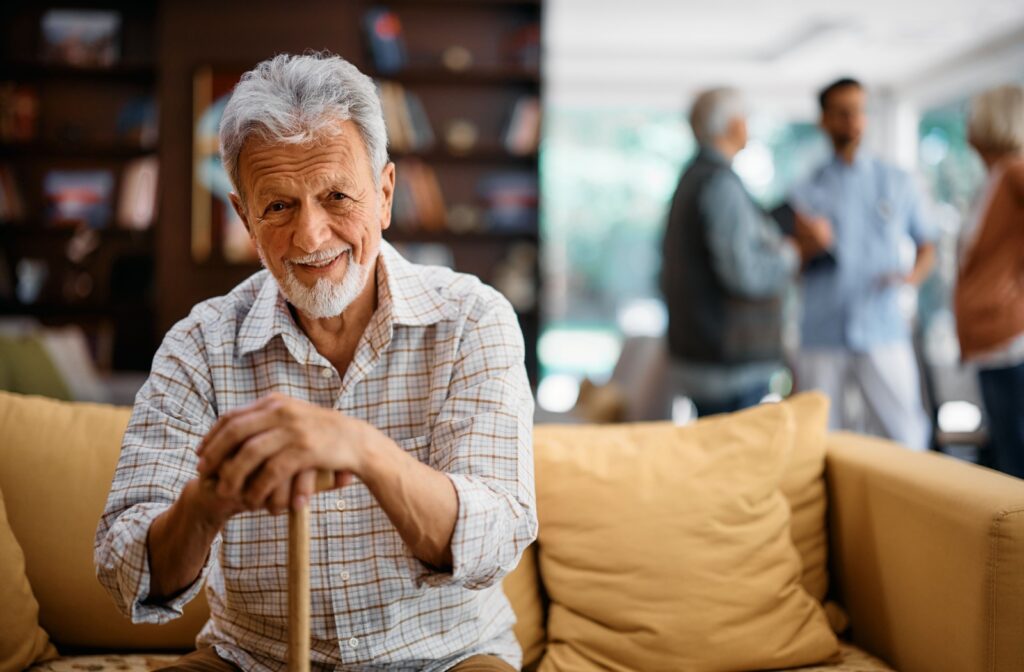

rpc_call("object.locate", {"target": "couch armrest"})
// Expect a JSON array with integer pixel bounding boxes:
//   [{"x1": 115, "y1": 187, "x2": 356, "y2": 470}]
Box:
[{"x1": 826, "y1": 432, "x2": 1024, "y2": 672}]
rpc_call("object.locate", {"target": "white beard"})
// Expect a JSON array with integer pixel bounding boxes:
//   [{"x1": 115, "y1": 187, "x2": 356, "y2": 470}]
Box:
[{"x1": 267, "y1": 248, "x2": 370, "y2": 319}]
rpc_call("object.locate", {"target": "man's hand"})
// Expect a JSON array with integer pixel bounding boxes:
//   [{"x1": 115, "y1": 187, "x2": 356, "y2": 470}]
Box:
[
  {"x1": 196, "y1": 393, "x2": 362, "y2": 515},
  {"x1": 793, "y1": 212, "x2": 834, "y2": 261}
]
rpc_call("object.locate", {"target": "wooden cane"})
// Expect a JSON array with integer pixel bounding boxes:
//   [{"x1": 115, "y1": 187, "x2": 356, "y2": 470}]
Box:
[{"x1": 288, "y1": 470, "x2": 337, "y2": 672}]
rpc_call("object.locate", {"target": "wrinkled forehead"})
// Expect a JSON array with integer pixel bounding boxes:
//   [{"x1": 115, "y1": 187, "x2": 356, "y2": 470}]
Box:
[{"x1": 238, "y1": 119, "x2": 371, "y2": 192}]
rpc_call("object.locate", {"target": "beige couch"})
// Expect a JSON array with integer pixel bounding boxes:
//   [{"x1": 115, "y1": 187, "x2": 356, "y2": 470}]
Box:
[{"x1": 0, "y1": 390, "x2": 1022, "y2": 672}]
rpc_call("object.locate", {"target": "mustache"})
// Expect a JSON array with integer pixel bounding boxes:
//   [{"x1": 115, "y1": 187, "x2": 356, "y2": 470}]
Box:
[{"x1": 286, "y1": 247, "x2": 351, "y2": 266}]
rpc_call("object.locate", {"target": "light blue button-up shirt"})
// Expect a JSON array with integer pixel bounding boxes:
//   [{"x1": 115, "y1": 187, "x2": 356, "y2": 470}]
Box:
[{"x1": 790, "y1": 152, "x2": 936, "y2": 351}]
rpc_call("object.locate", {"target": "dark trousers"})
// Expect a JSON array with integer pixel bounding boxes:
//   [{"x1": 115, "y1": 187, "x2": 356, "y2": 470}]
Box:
[
  {"x1": 693, "y1": 382, "x2": 769, "y2": 418},
  {"x1": 979, "y1": 361, "x2": 1024, "y2": 479}
]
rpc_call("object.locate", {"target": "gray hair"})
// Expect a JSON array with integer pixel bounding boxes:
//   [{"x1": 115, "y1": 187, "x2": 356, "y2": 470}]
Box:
[
  {"x1": 689, "y1": 87, "x2": 747, "y2": 146},
  {"x1": 968, "y1": 84, "x2": 1024, "y2": 155},
  {"x1": 219, "y1": 52, "x2": 389, "y2": 200}
]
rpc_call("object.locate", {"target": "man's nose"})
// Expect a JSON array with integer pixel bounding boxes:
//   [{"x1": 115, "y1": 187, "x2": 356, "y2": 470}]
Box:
[{"x1": 292, "y1": 201, "x2": 333, "y2": 252}]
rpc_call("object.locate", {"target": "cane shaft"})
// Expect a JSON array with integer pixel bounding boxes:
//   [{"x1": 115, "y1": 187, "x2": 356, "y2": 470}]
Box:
[
  {"x1": 288, "y1": 505, "x2": 310, "y2": 672},
  {"x1": 288, "y1": 470, "x2": 334, "y2": 672}
]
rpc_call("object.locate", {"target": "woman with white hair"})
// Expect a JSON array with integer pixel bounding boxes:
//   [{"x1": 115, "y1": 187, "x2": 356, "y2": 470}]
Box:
[{"x1": 954, "y1": 84, "x2": 1024, "y2": 478}]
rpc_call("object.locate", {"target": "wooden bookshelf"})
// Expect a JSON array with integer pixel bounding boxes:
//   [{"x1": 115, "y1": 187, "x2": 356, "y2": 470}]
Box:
[
  {"x1": 0, "y1": 2, "x2": 159, "y2": 372},
  {"x1": 365, "y1": 0, "x2": 543, "y2": 381}
]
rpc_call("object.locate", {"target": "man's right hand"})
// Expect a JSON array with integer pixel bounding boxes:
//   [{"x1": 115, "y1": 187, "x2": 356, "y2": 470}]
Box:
[{"x1": 793, "y1": 212, "x2": 834, "y2": 261}]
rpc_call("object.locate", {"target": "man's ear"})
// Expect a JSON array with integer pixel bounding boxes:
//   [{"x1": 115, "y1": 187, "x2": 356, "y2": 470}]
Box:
[
  {"x1": 378, "y1": 162, "x2": 396, "y2": 232},
  {"x1": 229, "y1": 193, "x2": 253, "y2": 238}
]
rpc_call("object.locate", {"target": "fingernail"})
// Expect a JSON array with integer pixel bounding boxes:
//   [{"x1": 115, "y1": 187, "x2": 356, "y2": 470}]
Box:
[
  {"x1": 294, "y1": 496, "x2": 307, "y2": 511},
  {"x1": 197, "y1": 458, "x2": 206, "y2": 471}
]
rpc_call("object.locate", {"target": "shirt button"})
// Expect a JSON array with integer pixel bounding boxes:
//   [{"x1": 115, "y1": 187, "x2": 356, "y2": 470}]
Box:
[
  {"x1": 340, "y1": 571, "x2": 350, "y2": 582},
  {"x1": 320, "y1": 367, "x2": 333, "y2": 379},
  {"x1": 335, "y1": 499, "x2": 347, "y2": 511},
  {"x1": 348, "y1": 637, "x2": 359, "y2": 648}
]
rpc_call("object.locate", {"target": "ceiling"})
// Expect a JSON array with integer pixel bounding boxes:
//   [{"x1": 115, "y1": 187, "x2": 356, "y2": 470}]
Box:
[{"x1": 545, "y1": 0, "x2": 1024, "y2": 114}]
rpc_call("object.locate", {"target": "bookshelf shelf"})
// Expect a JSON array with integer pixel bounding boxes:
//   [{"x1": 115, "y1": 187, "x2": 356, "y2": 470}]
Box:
[
  {"x1": 384, "y1": 0, "x2": 540, "y2": 7},
  {"x1": 386, "y1": 228, "x2": 537, "y2": 244},
  {"x1": 0, "y1": 300, "x2": 147, "y2": 319},
  {"x1": 390, "y1": 147, "x2": 537, "y2": 164},
  {"x1": 371, "y1": 67, "x2": 540, "y2": 86},
  {"x1": 0, "y1": 224, "x2": 153, "y2": 240},
  {"x1": 0, "y1": 142, "x2": 155, "y2": 159},
  {"x1": 0, "y1": 63, "x2": 157, "y2": 84}
]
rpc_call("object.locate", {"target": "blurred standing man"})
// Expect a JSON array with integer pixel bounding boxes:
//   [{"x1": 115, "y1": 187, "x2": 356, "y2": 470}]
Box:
[
  {"x1": 791, "y1": 78, "x2": 936, "y2": 449},
  {"x1": 661, "y1": 87, "x2": 832, "y2": 416}
]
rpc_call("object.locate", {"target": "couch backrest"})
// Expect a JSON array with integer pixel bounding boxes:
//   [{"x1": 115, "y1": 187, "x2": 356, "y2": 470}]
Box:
[
  {"x1": 0, "y1": 391, "x2": 209, "y2": 650},
  {"x1": 0, "y1": 390, "x2": 830, "y2": 666}
]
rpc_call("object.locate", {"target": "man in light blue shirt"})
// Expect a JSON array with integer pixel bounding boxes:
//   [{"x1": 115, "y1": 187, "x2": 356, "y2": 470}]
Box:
[{"x1": 791, "y1": 78, "x2": 936, "y2": 450}]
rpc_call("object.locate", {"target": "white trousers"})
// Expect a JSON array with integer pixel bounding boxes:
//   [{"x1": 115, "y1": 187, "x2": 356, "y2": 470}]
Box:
[{"x1": 795, "y1": 342, "x2": 931, "y2": 451}]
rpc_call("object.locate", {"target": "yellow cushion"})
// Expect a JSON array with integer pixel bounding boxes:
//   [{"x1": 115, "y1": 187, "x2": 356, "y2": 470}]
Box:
[
  {"x1": 781, "y1": 393, "x2": 830, "y2": 602},
  {"x1": 502, "y1": 543, "x2": 546, "y2": 669},
  {"x1": 534, "y1": 402, "x2": 838, "y2": 672},
  {"x1": 0, "y1": 391, "x2": 209, "y2": 649},
  {"x1": 0, "y1": 482, "x2": 58, "y2": 670}
]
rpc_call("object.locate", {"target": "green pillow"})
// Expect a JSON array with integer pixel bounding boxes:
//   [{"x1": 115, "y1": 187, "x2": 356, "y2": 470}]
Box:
[{"x1": 0, "y1": 334, "x2": 72, "y2": 400}]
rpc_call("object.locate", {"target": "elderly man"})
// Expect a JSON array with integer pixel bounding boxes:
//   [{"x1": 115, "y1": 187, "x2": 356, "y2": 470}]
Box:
[
  {"x1": 661, "y1": 87, "x2": 831, "y2": 417},
  {"x1": 790, "y1": 78, "x2": 936, "y2": 450},
  {"x1": 95, "y1": 53, "x2": 536, "y2": 672}
]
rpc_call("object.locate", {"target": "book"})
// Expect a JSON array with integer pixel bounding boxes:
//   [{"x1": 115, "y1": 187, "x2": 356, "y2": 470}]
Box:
[
  {"x1": 378, "y1": 80, "x2": 434, "y2": 153},
  {"x1": 42, "y1": 170, "x2": 115, "y2": 229},
  {"x1": 478, "y1": 172, "x2": 538, "y2": 233},
  {"x1": 40, "y1": 9, "x2": 121, "y2": 68},
  {"x1": 394, "y1": 160, "x2": 446, "y2": 231},
  {"x1": 117, "y1": 156, "x2": 158, "y2": 230},
  {"x1": 363, "y1": 8, "x2": 406, "y2": 74},
  {"x1": 0, "y1": 83, "x2": 39, "y2": 143},
  {"x1": 502, "y1": 24, "x2": 541, "y2": 69},
  {"x1": 503, "y1": 96, "x2": 541, "y2": 155},
  {"x1": 0, "y1": 165, "x2": 26, "y2": 222},
  {"x1": 116, "y1": 96, "x2": 159, "y2": 148}
]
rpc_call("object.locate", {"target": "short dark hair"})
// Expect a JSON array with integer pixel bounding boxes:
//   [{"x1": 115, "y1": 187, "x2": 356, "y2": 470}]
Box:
[{"x1": 819, "y1": 77, "x2": 863, "y2": 111}]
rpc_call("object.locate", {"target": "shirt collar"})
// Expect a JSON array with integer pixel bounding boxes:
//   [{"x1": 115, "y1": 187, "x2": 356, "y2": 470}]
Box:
[
  {"x1": 237, "y1": 240, "x2": 456, "y2": 358},
  {"x1": 831, "y1": 146, "x2": 871, "y2": 170}
]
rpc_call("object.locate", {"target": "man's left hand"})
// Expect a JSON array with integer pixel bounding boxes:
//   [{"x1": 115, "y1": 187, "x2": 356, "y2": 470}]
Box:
[{"x1": 196, "y1": 393, "x2": 366, "y2": 514}]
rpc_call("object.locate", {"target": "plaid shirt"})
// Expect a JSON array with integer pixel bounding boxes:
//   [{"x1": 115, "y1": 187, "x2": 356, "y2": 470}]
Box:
[{"x1": 95, "y1": 242, "x2": 537, "y2": 671}]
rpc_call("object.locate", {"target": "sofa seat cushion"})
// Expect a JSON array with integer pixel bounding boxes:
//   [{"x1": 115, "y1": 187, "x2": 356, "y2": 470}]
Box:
[
  {"x1": 24, "y1": 642, "x2": 892, "y2": 672},
  {"x1": 780, "y1": 642, "x2": 895, "y2": 671},
  {"x1": 26, "y1": 653, "x2": 180, "y2": 671}
]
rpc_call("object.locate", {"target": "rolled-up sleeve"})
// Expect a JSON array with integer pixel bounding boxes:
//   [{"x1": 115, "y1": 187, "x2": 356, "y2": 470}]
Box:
[
  {"x1": 94, "y1": 322, "x2": 218, "y2": 623},
  {"x1": 412, "y1": 295, "x2": 537, "y2": 590}
]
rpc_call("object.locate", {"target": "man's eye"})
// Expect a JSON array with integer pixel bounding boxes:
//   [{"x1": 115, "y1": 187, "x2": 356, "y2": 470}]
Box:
[
  {"x1": 268, "y1": 202, "x2": 287, "y2": 213},
  {"x1": 328, "y1": 192, "x2": 347, "y2": 202}
]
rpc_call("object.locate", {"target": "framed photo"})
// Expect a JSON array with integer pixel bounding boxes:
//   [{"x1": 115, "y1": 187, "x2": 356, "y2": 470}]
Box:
[{"x1": 191, "y1": 66, "x2": 257, "y2": 264}]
